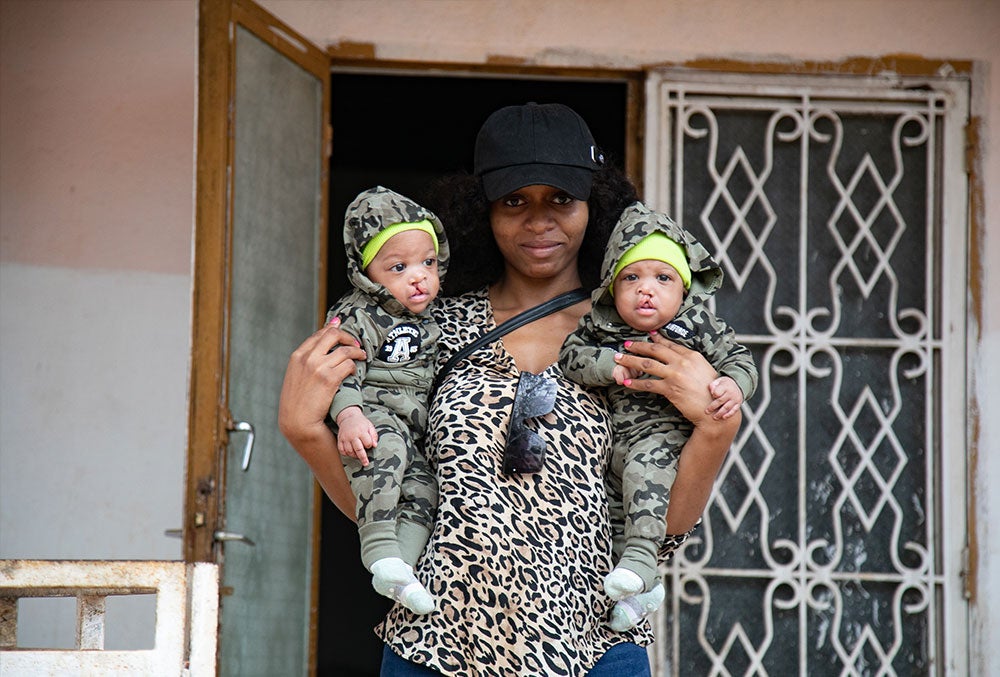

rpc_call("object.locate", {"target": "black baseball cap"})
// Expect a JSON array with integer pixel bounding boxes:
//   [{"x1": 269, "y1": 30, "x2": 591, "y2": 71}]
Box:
[{"x1": 474, "y1": 102, "x2": 605, "y2": 202}]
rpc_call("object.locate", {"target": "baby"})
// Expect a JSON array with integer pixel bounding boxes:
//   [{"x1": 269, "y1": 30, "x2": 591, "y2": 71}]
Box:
[
  {"x1": 559, "y1": 201, "x2": 757, "y2": 630},
  {"x1": 327, "y1": 186, "x2": 448, "y2": 614}
]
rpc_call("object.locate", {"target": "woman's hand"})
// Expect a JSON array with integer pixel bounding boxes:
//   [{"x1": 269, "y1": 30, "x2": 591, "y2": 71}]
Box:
[
  {"x1": 277, "y1": 317, "x2": 366, "y2": 519},
  {"x1": 277, "y1": 317, "x2": 366, "y2": 447},
  {"x1": 614, "y1": 333, "x2": 721, "y2": 424}
]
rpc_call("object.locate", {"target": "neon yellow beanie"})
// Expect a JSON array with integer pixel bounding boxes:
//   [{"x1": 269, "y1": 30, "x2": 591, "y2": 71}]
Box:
[
  {"x1": 361, "y1": 219, "x2": 439, "y2": 270},
  {"x1": 611, "y1": 232, "x2": 691, "y2": 294}
]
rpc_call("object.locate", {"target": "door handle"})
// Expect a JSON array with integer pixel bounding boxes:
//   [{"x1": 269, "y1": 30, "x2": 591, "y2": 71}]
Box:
[
  {"x1": 214, "y1": 530, "x2": 256, "y2": 546},
  {"x1": 229, "y1": 420, "x2": 255, "y2": 471}
]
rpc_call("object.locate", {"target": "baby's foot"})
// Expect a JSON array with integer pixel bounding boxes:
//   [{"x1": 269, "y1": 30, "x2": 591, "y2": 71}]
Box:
[
  {"x1": 603, "y1": 566, "x2": 645, "y2": 600},
  {"x1": 608, "y1": 583, "x2": 665, "y2": 632},
  {"x1": 370, "y1": 557, "x2": 435, "y2": 614}
]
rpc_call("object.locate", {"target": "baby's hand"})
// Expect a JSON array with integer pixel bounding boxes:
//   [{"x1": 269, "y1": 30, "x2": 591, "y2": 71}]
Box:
[
  {"x1": 612, "y1": 363, "x2": 640, "y2": 386},
  {"x1": 335, "y1": 406, "x2": 377, "y2": 466},
  {"x1": 706, "y1": 376, "x2": 744, "y2": 420}
]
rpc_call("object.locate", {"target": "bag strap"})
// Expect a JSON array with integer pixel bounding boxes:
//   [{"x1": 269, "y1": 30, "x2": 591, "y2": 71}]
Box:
[{"x1": 432, "y1": 287, "x2": 588, "y2": 395}]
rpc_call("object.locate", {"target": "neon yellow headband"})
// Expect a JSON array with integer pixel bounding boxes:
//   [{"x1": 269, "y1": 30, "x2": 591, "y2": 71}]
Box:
[
  {"x1": 611, "y1": 232, "x2": 691, "y2": 294},
  {"x1": 361, "y1": 219, "x2": 439, "y2": 270}
]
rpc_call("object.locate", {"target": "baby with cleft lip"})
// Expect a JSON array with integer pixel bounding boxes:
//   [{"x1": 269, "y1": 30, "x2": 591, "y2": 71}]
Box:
[
  {"x1": 559, "y1": 201, "x2": 758, "y2": 630},
  {"x1": 326, "y1": 185, "x2": 448, "y2": 615}
]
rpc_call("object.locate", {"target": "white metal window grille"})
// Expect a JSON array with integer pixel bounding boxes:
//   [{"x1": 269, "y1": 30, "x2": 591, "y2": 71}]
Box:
[{"x1": 643, "y1": 71, "x2": 970, "y2": 676}]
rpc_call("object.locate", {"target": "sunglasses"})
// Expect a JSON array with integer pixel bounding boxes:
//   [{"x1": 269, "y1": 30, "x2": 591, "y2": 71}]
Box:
[{"x1": 502, "y1": 372, "x2": 558, "y2": 475}]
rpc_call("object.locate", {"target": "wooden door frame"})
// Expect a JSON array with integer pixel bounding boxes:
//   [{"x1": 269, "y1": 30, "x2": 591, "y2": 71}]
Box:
[
  {"x1": 187, "y1": 0, "x2": 230, "y2": 567},
  {"x1": 188, "y1": 0, "x2": 331, "y2": 671},
  {"x1": 188, "y1": 0, "x2": 330, "y2": 562}
]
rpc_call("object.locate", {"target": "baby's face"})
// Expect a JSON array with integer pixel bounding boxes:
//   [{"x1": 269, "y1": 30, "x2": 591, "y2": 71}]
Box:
[
  {"x1": 365, "y1": 229, "x2": 440, "y2": 313},
  {"x1": 612, "y1": 259, "x2": 686, "y2": 333}
]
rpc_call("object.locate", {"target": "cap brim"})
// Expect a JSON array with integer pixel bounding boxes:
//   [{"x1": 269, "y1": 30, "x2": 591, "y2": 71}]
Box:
[{"x1": 481, "y1": 164, "x2": 593, "y2": 202}]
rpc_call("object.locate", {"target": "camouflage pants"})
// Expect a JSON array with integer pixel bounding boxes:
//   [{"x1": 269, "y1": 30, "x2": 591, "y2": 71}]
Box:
[
  {"x1": 344, "y1": 404, "x2": 437, "y2": 568},
  {"x1": 606, "y1": 421, "x2": 693, "y2": 587}
]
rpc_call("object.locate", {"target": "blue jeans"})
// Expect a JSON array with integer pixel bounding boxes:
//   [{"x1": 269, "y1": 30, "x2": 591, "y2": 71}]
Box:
[{"x1": 380, "y1": 642, "x2": 651, "y2": 676}]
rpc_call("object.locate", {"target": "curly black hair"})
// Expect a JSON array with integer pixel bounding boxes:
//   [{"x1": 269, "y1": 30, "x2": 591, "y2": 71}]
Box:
[{"x1": 424, "y1": 165, "x2": 639, "y2": 297}]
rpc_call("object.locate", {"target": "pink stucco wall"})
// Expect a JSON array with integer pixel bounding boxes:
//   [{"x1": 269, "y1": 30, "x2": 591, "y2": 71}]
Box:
[
  {"x1": 0, "y1": 0, "x2": 195, "y2": 275},
  {"x1": 261, "y1": 0, "x2": 995, "y2": 68}
]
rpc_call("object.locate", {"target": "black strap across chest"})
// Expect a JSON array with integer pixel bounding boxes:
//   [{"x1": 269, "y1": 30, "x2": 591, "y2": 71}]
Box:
[{"x1": 432, "y1": 288, "x2": 588, "y2": 395}]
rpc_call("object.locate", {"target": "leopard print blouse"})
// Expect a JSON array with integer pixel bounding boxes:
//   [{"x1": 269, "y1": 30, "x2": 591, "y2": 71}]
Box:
[{"x1": 376, "y1": 289, "x2": 655, "y2": 676}]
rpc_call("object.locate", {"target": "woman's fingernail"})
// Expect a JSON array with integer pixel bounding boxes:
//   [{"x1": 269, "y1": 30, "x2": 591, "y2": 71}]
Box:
[
  {"x1": 614, "y1": 352, "x2": 623, "y2": 360},
  {"x1": 623, "y1": 379, "x2": 632, "y2": 387},
  {"x1": 623, "y1": 341, "x2": 632, "y2": 348},
  {"x1": 328, "y1": 316, "x2": 340, "y2": 327},
  {"x1": 649, "y1": 331, "x2": 657, "y2": 336}
]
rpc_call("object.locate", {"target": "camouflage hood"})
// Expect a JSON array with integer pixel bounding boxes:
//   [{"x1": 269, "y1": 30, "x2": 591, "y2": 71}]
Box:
[
  {"x1": 591, "y1": 201, "x2": 723, "y2": 321},
  {"x1": 344, "y1": 186, "x2": 449, "y2": 313}
]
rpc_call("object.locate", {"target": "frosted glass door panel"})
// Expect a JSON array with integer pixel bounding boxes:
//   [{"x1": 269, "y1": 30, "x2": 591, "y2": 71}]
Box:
[{"x1": 219, "y1": 26, "x2": 323, "y2": 676}]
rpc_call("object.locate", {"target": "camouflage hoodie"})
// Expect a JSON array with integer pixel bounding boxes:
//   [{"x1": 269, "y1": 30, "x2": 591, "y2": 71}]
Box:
[
  {"x1": 328, "y1": 186, "x2": 450, "y2": 423},
  {"x1": 559, "y1": 201, "x2": 757, "y2": 403}
]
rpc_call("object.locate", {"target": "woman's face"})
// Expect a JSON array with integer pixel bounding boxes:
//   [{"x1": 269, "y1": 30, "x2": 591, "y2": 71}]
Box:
[{"x1": 489, "y1": 184, "x2": 589, "y2": 282}]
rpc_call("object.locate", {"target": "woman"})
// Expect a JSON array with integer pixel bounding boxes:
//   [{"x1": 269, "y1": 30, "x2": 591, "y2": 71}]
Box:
[{"x1": 278, "y1": 103, "x2": 740, "y2": 676}]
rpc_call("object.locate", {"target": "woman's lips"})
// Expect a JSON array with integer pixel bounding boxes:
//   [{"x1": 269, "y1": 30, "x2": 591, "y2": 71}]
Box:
[{"x1": 521, "y1": 241, "x2": 562, "y2": 258}]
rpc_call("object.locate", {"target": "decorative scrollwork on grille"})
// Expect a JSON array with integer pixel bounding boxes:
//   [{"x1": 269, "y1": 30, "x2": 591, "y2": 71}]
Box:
[{"x1": 649, "y1": 80, "x2": 960, "y2": 676}]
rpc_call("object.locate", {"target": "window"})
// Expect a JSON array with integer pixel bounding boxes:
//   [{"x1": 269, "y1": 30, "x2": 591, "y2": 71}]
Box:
[{"x1": 644, "y1": 70, "x2": 970, "y2": 675}]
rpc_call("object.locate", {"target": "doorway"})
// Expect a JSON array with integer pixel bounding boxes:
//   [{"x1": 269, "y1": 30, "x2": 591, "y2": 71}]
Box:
[{"x1": 318, "y1": 71, "x2": 631, "y2": 676}]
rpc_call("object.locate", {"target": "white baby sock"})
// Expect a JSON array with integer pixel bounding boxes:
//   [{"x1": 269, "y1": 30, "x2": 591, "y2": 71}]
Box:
[
  {"x1": 370, "y1": 557, "x2": 435, "y2": 615},
  {"x1": 608, "y1": 583, "x2": 665, "y2": 632},
  {"x1": 603, "y1": 566, "x2": 645, "y2": 600}
]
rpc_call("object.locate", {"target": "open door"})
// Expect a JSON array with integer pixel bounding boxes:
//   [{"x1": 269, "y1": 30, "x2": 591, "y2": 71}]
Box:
[{"x1": 188, "y1": 0, "x2": 330, "y2": 673}]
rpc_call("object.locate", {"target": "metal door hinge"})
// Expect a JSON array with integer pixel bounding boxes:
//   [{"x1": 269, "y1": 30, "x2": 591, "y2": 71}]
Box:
[{"x1": 961, "y1": 545, "x2": 974, "y2": 600}]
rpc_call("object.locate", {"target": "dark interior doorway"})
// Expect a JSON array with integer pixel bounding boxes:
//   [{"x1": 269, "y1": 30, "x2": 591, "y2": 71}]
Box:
[{"x1": 318, "y1": 71, "x2": 630, "y2": 676}]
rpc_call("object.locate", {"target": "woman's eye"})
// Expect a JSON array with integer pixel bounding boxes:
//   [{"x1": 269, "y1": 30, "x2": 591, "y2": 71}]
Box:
[
  {"x1": 552, "y1": 193, "x2": 573, "y2": 205},
  {"x1": 502, "y1": 195, "x2": 525, "y2": 207}
]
